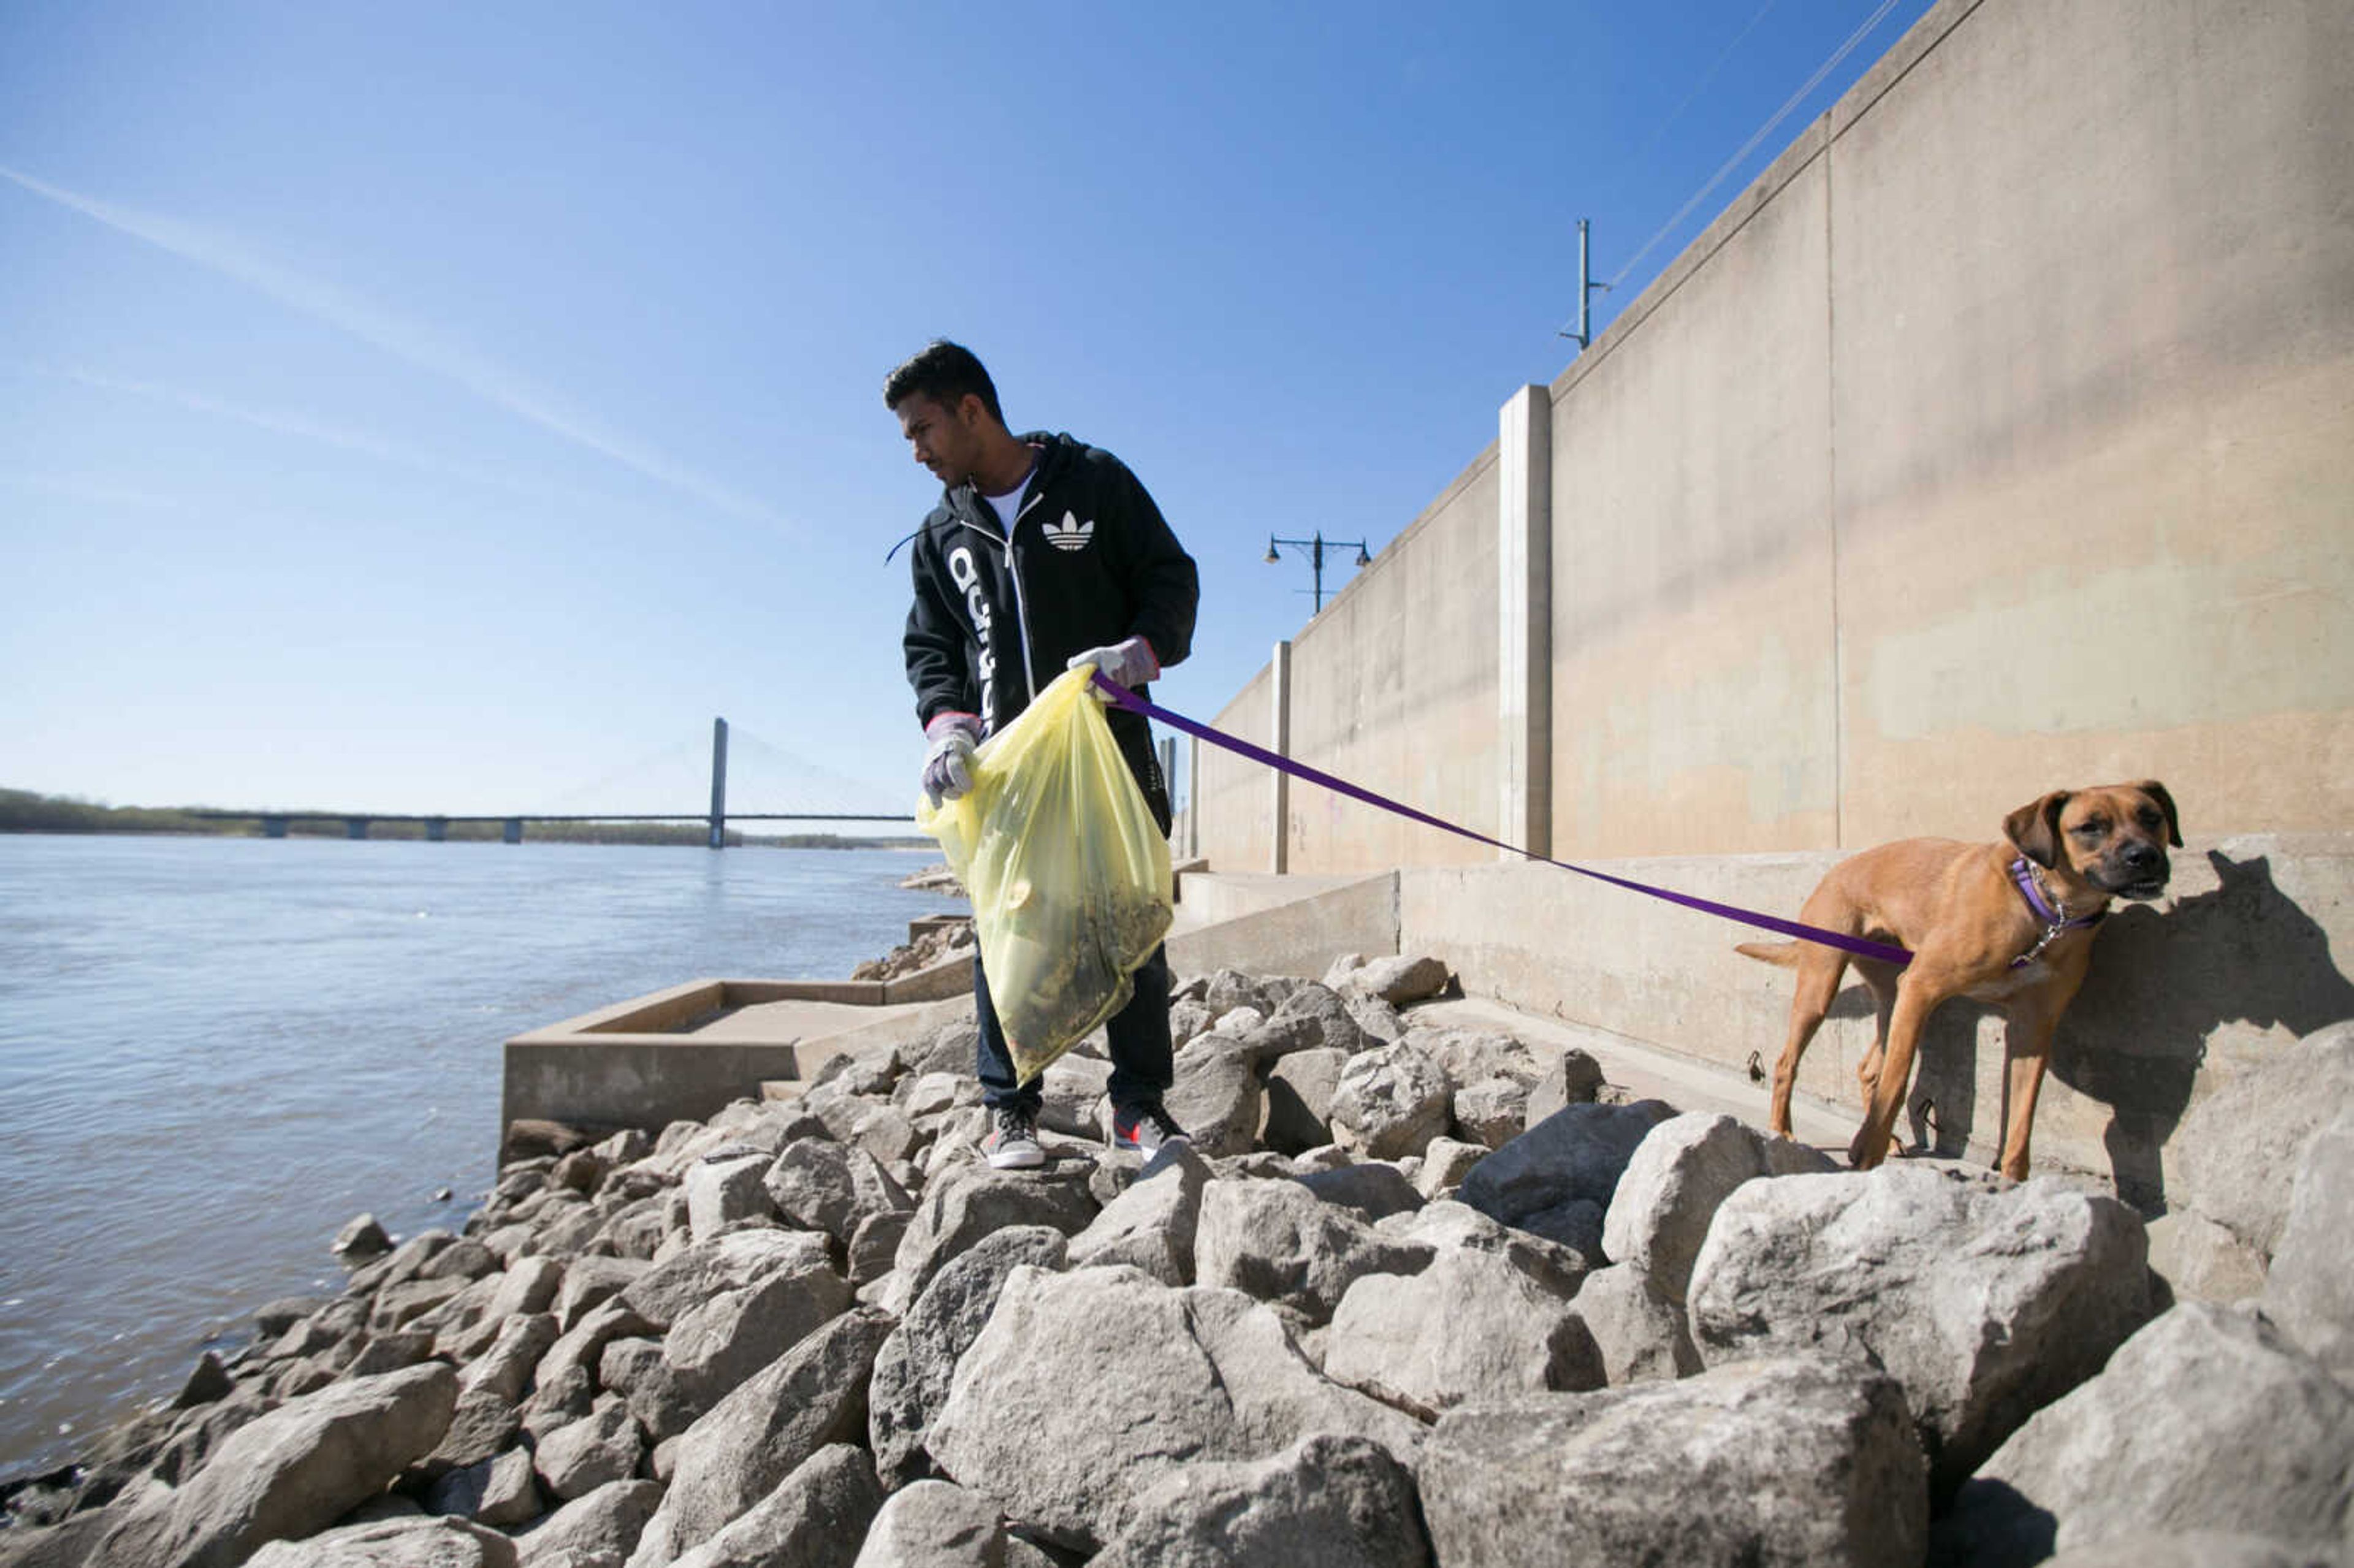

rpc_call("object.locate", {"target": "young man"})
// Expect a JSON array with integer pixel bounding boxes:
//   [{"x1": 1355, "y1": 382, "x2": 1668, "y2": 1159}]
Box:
[{"x1": 887, "y1": 340, "x2": 1200, "y2": 1170}]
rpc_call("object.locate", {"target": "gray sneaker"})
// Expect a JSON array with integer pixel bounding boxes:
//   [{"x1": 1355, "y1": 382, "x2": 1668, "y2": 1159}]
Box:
[
  {"x1": 983, "y1": 1104, "x2": 1045, "y2": 1170},
  {"x1": 1111, "y1": 1101, "x2": 1189, "y2": 1156}
]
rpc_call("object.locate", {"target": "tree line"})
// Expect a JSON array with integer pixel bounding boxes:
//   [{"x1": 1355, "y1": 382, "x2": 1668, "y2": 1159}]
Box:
[{"x1": 0, "y1": 789, "x2": 928, "y2": 849}]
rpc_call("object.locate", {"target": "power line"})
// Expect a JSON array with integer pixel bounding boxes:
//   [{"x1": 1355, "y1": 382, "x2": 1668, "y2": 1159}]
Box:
[
  {"x1": 1629, "y1": 0, "x2": 1782, "y2": 167},
  {"x1": 1607, "y1": 0, "x2": 1904, "y2": 292}
]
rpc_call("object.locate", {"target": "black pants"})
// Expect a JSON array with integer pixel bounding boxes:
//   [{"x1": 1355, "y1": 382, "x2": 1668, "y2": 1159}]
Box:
[{"x1": 975, "y1": 710, "x2": 1173, "y2": 1113}]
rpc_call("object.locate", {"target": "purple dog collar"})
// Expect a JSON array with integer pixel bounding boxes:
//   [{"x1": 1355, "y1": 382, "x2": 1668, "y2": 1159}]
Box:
[{"x1": 2008, "y1": 856, "x2": 2106, "y2": 967}]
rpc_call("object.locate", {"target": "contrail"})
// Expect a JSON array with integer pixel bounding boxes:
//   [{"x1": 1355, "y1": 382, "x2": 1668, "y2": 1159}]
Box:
[
  {"x1": 38, "y1": 364, "x2": 614, "y2": 510},
  {"x1": 0, "y1": 162, "x2": 792, "y2": 533}
]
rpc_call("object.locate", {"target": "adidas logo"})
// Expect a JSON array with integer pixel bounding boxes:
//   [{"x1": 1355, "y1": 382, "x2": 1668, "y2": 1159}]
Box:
[{"x1": 1043, "y1": 512, "x2": 1094, "y2": 552}]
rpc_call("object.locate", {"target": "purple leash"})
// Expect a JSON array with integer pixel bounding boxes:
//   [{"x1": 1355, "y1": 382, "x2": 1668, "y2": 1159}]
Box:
[{"x1": 1093, "y1": 671, "x2": 1914, "y2": 969}]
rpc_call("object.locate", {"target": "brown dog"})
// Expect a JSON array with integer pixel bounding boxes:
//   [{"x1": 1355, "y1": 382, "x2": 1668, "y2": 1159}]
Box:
[{"x1": 1739, "y1": 781, "x2": 2179, "y2": 1179}]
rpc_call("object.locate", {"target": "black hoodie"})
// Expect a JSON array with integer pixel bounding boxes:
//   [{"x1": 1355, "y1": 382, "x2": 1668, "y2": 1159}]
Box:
[{"x1": 902, "y1": 432, "x2": 1198, "y2": 758}]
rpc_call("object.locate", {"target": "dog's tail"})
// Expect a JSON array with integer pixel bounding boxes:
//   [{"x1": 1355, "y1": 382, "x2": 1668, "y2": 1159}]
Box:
[{"x1": 1734, "y1": 941, "x2": 1804, "y2": 968}]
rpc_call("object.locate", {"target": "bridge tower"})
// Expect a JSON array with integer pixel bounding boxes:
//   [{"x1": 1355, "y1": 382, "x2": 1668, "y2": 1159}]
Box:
[{"x1": 708, "y1": 717, "x2": 728, "y2": 850}]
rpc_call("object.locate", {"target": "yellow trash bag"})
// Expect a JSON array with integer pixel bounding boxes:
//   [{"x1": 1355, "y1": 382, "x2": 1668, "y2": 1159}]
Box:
[{"x1": 916, "y1": 665, "x2": 1173, "y2": 1086}]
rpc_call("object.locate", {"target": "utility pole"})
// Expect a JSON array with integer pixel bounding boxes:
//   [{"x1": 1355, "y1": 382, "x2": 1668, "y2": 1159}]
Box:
[
  {"x1": 707, "y1": 717, "x2": 728, "y2": 850},
  {"x1": 1265, "y1": 531, "x2": 1373, "y2": 615},
  {"x1": 1559, "y1": 218, "x2": 1612, "y2": 350}
]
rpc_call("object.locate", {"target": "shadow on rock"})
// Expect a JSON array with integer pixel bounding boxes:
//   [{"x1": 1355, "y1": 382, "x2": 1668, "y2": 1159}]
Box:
[{"x1": 2054, "y1": 850, "x2": 2354, "y2": 1209}]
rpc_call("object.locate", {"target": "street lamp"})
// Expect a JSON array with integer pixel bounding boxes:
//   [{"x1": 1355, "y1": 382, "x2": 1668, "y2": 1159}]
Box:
[{"x1": 1265, "y1": 531, "x2": 1374, "y2": 615}]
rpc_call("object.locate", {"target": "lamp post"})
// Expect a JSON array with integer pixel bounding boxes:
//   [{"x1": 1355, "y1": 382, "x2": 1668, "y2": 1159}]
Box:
[{"x1": 1265, "y1": 531, "x2": 1373, "y2": 615}]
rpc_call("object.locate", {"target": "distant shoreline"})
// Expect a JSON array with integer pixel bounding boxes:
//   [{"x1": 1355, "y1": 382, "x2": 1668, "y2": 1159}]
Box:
[{"x1": 0, "y1": 789, "x2": 928, "y2": 849}]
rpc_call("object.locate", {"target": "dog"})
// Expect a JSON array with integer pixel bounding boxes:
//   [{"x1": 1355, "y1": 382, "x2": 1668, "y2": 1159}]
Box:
[{"x1": 1738, "y1": 781, "x2": 2179, "y2": 1179}]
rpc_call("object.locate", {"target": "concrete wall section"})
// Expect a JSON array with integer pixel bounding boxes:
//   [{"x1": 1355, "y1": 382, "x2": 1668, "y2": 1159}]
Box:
[
  {"x1": 1827, "y1": 0, "x2": 2354, "y2": 843},
  {"x1": 1167, "y1": 870, "x2": 1400, "y2": 980},
  {"x1": 1283, "y1": 447, "x2": 1503, "y2": 872},
  {"x1": 1195, "y1": 664, "x2": 1277, "y2": 874},
  {"x1": 1547, "y1": 131, "x2": 1842, "y2": 857},
  {"x1": 1192, "y1": 0, "x2": 2352, "y2": 878}
]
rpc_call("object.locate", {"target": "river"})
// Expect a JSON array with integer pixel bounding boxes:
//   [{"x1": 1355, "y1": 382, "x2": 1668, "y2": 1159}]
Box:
[{"x1": 0, "y1": 833, "x2": 963, "y2": 1482}]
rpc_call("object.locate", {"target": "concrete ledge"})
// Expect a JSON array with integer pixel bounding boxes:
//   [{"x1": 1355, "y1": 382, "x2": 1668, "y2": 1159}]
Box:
[
  {"x1": 1167, "y1": 871, "x2": 1400, "y2": 979},
  {"x1": 503, "y1": 977, "x2": 970, "y2": 1136},
  {"x1": 1400, "y1": 833, "x2": 2354, "y2": 1206}
]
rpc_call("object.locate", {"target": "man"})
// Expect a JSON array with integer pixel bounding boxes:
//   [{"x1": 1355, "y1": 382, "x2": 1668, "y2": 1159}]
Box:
[{"x1": 888, "y1": 340, "x2": 1200, "y2": 1170}]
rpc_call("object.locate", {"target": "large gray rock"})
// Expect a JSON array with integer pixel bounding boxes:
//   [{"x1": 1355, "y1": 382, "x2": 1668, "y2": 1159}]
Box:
[
  {"x1": 1568, "y1": 1263, "x2": 1702, "y2": 1384},
  {"x1": 658, "y1": 1244, "x2": 851, "y2": 1419},
  {"x1": 514, "y1": 1479, "x2": 663, "y2": 1568},
  {"x1": 418, "y1": 1387, "x2": 524, "y2": 1482},
  {"x1": 2169, "y1": 1019, "x2": 2354, "y2": 1259},
  {"x1": 1688, "y1": 1164, "x2": 2153, "y2": 1493},
  {"x1": 683, "y1": 1151, "x2": 775, "y2": 1241},
  {"x1": 1324, "y1": 1244, "x2": 1602, "y2": 1417},
  {"x1": 92, "y1": 1363, "x2": 458, "y2": 1568},
  {"x1": 665, "y1": 1444, "x2": 880, "y2": 1568},
  {"x1": 1414, "y1": 1138, "x2": 1488, "y2": 1200},
  {"x1": 1267, "y1": 982, "x2": 1375, "y2": 1056},
  {"x1": 622, "y1": 1228, "x2": 833, "y2": 1332},
  {"x1": 1091, "y1": 1434, "x2": 1431, "y2": 1568},
  {"x1": 1449, "y1": 1076, "x2": 1531, "y2": 1149},
  {"x1": 849, "y1": 1211, "x2": 912, "y2": 1288},
  {"x1": 531, "y1": 1298, "x2": 659, "y2": 1410},
  {"x1": 926, "y1": 1265, "x2": 1426, "y2": 1551},
  {"x1": 1038, "y1": 1056, "x2": 1112, "y2": 1136},
  {"x1": 884, "y1": 1163, "x2": 1097, "y2": 1315},
  {"x1": 1341, "y1": 954, "x2": 1451, "y2": 1006},
  {"x1": 1329, "y1": 1042, "x2": 1453, "y2": 1160},
  {"x1": 1410, "y1": 1026, "x2": 1542, "y2": 1090},
  {"x1": 627, "y1": 1307, "x2": 894, "y2": 1568},
  {"x1": 426, "y1": 1447, "x2": 542, "y2": 1528},
  {"x1": 850, "y1": 1480, "x2": 1006, "y2": 1568},
  {"x1": 1193, "y1": 1177, "x2": 1434, "y2": 1326},
  {"x1": 600, "y1": 1338, "x2": 696, "y2": 1445},
  {"x1": 243, "y1": 1515, "x2": 519, "y2": 1567},
  {"x1": 533, "y1": 1396, "x2": 644, "y2": 1502},
  {"x1": 555, "y1": 1257, "x2": 652, "y2": 1331},
  {"x1": 1419, "y1": 1356, "x2": 1926, "y2": 1568},
  {"x1": 1936, "y1": 1303, "x2": 2354, "y2": 1568},
  {"x1": 1165, "y1": 1039, "x2": 1262, "y2": 1157},
  {"x1": 1295, "y1": 1160, "x2": 1423, "y2": 1223},
  {"x1": 2142, "y1": 1208, "x2": 2269, "y2": 1305},
  {"x1": 438, "y1": 1257, "x2": 567, "y2": 1361},
  {"x1": 761, "y1": 1140, "x2": 912, "y2": 1245},
  {"x1": 2262, "y1": 1109, "x2": 2354, "y2": 1377},
  {"x1": 1261, "y1": 1047, "x2": 1348, "y2": 1155},
  {"x1": 869, "y1": 1226, "x2": 1071, "y2": 1489},
  {"x1": 1602, "y1": 1112, "x2": 1836, "y2": 1303},
  {"x1": 1066, "y1": 1141, "x2": 1209, "y2": 1284},
  {"x1": 1521, "y1": 1047, "x2": 1606, "y2": 1125},
  {"x1": 1381, "y1": 1199, "x2": 1590, "y2": 1300},
  {"x1": 2035, "y1": 1534, "x2": 2347, "y2": 1568},
  {"x1": 1457, "y1": 1100, "x2": 1677, "y2": 1230},
  {"x1": 1201, "y1": 966, "x2": 1284, "y2": 1018}
]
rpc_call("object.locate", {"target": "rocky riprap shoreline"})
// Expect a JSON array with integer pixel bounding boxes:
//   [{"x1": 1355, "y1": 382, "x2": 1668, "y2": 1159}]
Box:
[
  {"x1": 4, "y1": 957, "x2": 2350, "y2": 1567},
  {"x1": 850, "y1": 919, "x2": 973, "y2": 986}
]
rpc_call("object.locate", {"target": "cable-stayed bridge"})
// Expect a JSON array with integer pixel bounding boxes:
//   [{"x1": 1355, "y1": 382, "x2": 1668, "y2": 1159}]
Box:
[{"x1": 185, "y1": 719, "x2": 915, "y2": 847}]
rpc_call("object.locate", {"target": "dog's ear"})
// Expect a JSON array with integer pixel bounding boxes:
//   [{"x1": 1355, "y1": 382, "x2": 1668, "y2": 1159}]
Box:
[
  {"x1": 2003, "y1": 791, "x2": 2070, "y2": 869},
  {"x1": 2133, "y1": 780, "x2": 2183, "y2": 847}
]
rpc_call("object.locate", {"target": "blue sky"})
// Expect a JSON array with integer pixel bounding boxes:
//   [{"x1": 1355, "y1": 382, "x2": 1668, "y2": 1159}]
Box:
[{"x1": 1, "y1": 0, "x2": 1933, "y2": 827}]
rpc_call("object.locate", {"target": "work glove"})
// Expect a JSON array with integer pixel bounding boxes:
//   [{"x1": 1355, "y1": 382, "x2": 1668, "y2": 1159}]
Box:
[
  {"x1": 921, "y1": 713, "x2": 981, "y2": 809},
  {"x1": 1067, "y1": 634, "x2": 1159, "y2": 698}
]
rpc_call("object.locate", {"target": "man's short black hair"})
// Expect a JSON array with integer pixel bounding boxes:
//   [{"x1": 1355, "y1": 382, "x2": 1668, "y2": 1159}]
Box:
[{"x1": 883, "y1": 340, "x2": 1003, "y2": 425}]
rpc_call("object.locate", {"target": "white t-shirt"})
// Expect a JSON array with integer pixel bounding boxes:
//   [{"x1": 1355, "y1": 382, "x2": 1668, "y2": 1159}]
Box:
[{"x1": 983, "y1": 447, "x2": 1041, "y2": 533}]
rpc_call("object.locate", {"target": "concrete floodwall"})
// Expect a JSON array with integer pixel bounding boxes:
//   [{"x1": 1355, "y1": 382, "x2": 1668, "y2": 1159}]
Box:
[
  {"x1": 1284, "y1": 449, "x2": 1503, "y2": 872},
  {"x1": 1195, "y1": 664, "x2": 1276, "y2": 872},
  {"x1": 1196, "y1": 0, "x2": 2354, "y2": 870}
]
